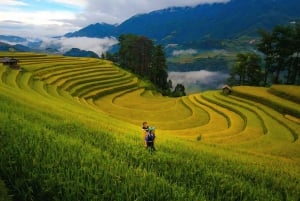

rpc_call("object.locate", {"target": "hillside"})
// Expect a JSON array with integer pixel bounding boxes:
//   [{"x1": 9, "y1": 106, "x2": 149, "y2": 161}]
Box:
[
  {"x1": 66, "y1": 0, "x2": 300, "y2": 44},
  {"x1": 0, "y1": 35, "x2": 27, "y2": 43},
  {"x1": 0, "y1": 52, "x2": 300, "y2": 201},
  {"x1": 64, "y1": 23, "x2": 117, "y2": 38},
  {"x1": 0, "y1": 41, "x2": 31, "y2": 52}
]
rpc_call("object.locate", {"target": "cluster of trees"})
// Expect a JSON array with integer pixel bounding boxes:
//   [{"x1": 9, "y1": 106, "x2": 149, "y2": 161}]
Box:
[
  {"x1": 228, "y1": 53, "x2": 263, "y2": 86},
  {"x1": 107, "y1": 34, "x2": 185, "y2": 96},
  {"x1": 229, "y1": 22, "x2": 300, "y2": 86}
]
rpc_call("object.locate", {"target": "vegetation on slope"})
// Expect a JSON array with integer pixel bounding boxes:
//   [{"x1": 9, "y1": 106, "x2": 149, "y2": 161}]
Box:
[
  {"x1": 0, "y1": 179, "x2": 12, "y2": 201},
  {"x1": 229, "y1": 22, "x2": 300, "y2": 87},
  {"x1": 0, "y1": 52, "x2": 300, "y2": 201},
  {"x1": 268, "y1": 85, "x2": 300, "y2": 104}
]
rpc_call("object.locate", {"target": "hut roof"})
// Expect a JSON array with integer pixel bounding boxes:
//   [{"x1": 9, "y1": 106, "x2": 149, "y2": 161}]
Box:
[
  {"x1": 1, "y1": 57, "x2": 19, "y2": 63},
  {"x1": 1, "y1": 57, "x2": 11, "y2": 63},
  {"x1": 222, "y1": 85, "x2": 232, "y2": 91}
]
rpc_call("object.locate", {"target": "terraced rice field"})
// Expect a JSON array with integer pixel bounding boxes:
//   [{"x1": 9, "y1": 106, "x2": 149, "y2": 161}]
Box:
[{"x1": 1, "y1": 52, "x2": 300, "y2": 201}]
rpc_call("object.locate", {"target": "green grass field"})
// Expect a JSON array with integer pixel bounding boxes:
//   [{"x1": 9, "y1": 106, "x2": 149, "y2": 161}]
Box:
[{"x1": 1, "y1": 52, "x2": 300, "y2": 201}]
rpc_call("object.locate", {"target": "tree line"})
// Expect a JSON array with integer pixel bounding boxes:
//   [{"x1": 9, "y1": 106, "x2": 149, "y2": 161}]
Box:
[
  {"x1": 228, "y1": 21, "x2": 300, "y2": 86},
  {"x1": 105, "y1": 34, "x2": 186, "y2": 97}
]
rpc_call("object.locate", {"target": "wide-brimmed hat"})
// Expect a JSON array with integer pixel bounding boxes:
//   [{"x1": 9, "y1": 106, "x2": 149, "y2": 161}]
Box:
[{"x1": 148, "y1": 126, "x2": 155, "y2": 131}]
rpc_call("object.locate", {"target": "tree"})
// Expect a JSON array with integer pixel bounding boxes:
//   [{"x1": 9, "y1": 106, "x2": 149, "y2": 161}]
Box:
[
  {"x1": 118, "y1": 34, "x2": 153, "y2": 76},
  {"x1": 231, "y1": 53, "x2": 247, "y2": 85},
  {"x1": 246, "y1": 53, "x2": 263, "y2": 85},
  {"x1": 271, "y1": 25, "x2": 294, "y2": 84},
  {"x1": 118, "y1": 34, "x2": 186, "y2": 96},
  {"x1": 257, "y1": 29, "x2": 275, "y2": 86},
  {"x1": 151, "y1": 45, "x2": 169, "y2": 91},
  {"x1": 287, "y1": 22, "x2": 300, "y2": 84},
  {"x1": 228, "y1": 53, "x2": 262, "y2": 86},
  {"x1": 172, "y1": 84, "x2": 186, "y2": 97},
  {"x1": 257, "y1": 22, "x2": 300, "y2": 85}
]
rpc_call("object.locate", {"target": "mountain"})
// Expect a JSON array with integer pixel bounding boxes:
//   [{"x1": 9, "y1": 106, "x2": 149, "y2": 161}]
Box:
[
  {"x1": 0, "y1": 35, "x2": 42, "y2": 51},
  {"x1": 66, "y1": 0, "x2": 300, "y2": 44},
  {"x1": 0, "y1": 35, "x2": 27, "y2": 43},
  {"x1": 0, "y1": 41, "x2": 31, "y2": 52},
  {"x1": 65, "y1": 23, "x2": 117, "y2": 38}
]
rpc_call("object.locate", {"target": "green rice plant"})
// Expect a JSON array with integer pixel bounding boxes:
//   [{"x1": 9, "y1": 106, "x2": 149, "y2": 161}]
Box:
[
  {"x1": 29, "y1": 77, "x2": 52, "y2": 98},
  {"x1": 1, "y1": 68, "x2": 19, "y2": 87},
  {"x1": 0, "y1": 95, "x2": 202, "y2": 201},
  {"x1": 227, "y1": 94, "x2": 300, "y2": 158},
  {"x1": 16, "y1": 71, "x2": 37, "y2": 91},
  {"x1": 113, "y1": 88, "x2": 175, "y2": 111},
  {"x1": 188, "y1": 94, "x2": 230, "y2": 134},
  {"x1": 0, "y1": 179, "x2": 12, "y2": 201},
  {"x1": 0, "y1": 66, "x2": 7, "y2": 83},
  {"x1": 82, "y1": 77, "x2": 138, "y2": 99},
  {"x1": 37, "y1": 63, "x2": 113, "y2": 82},
  {"x1": 1, "y1": 52, "x2": 300, "y2": 201},
  {"x1": 200, "y1": 91, "x2": 246, "y2": 141},
  {"x1": 70, "y1": 72, "x2": 133, "y2": 97},
  {"x1": 202, "y1": 93, "x2": 263, "y2": 143},
  {"x1": 55, "y1": 68, "x2": 118, "y2": 90},
  {"x1": 269, "y1": 85, "x2": 300, "y2": 104},
  {"x1": 93, "y1": 90, "x2": 197, "y2": 130},
  {"x1": 58, "y1": 70, "x2": 125, "y2": 92},
  {"x1": 53, "y1": 69, "x2": 122, "y2": 88},
  {"x1": 233, "y1": 86, "x2": 300, "y2": 118}
]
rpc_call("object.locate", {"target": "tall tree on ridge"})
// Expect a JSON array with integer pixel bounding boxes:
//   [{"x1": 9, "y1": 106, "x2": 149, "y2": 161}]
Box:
[
  {"x1": 118, "y1": 34, "x2": 153, "y2": 76},
  {"x1": 228, "y1": 53, "x2": 262, "y2": 86},
  {"x1": 151, "y1": 45, "x2": 169, "y2": 92},
  {"x1": 258, "y1": 22, "x2": 300, "y2": 85},
  {"x1": 118, "y1": 34, "x2": 182, "y2": 95}
]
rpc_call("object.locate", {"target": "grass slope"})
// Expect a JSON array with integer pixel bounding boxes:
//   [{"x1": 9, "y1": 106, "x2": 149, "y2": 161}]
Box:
[{"x1": 0, "y1": 52, "x2": 300, "y2": 201}]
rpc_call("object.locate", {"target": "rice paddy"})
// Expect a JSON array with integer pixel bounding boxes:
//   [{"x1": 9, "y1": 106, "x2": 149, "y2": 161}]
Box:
[{"x1": 0, "y1": 52, "x2": 300, "y2": 201}]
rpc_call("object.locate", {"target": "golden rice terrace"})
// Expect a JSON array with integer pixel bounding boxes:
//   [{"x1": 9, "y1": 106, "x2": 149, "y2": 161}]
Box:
[{"x1": 0, "y1": 52, "x2": 300, "y2": 201}]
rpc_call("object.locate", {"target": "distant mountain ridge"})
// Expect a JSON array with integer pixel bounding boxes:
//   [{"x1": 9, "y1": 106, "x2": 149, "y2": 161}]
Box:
[
  {"x1": 65, "y1": 0, "x2": 300, "y2": 44},
  {"x1": 0, "y1": 35, "x2": 27, "y2": 43},
  {"x1": 64, "y1": 23, "x2": 117, "y2": 38},
  {"x1": 0, "y1": 41, "x2": 31, "y2": 52}
]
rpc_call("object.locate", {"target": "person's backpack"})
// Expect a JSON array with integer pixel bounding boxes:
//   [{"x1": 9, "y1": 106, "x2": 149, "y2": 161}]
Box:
[{"x1": 146, "y1": 132, "x2": 155, "y2": 142}]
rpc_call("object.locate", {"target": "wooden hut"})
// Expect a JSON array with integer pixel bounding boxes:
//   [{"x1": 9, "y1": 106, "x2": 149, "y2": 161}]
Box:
[
  {"x1": 1, "y1": 57, "x2": 20, "y2": 69},
  {"x1": 222, "y1": 85, "x2": 232, "y2": 95}
]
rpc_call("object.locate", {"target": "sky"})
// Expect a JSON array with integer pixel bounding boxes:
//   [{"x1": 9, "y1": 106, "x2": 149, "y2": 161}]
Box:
[{"x1": 0, "y1": 0, "x2": 230, "y2": 38}]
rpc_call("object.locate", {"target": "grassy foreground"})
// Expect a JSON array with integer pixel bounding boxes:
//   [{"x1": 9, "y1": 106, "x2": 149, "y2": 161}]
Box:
[{"x1": 0, "y1": 52, "x2": 300, "y2": 201}]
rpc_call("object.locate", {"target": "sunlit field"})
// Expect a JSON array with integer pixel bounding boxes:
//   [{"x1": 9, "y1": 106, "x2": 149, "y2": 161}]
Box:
[{"x1": 1, "y1": 52, "x2": 300, "y2": 201}]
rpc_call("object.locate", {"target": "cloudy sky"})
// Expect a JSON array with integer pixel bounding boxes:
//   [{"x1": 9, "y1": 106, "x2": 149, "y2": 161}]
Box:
[{"x1": 0, "y1": 0, "x2": 230, "y2": 37}]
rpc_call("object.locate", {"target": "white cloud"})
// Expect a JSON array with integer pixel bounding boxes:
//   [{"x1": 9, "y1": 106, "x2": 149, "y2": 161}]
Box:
[
  {"x1": 0, "y1": 10, "x2": 76, "y2": 26},
  {"x1": 83, "y1": 0, "x2": 230, "y2": 24},
  {"x1": 40, "y1": 37, "x2": 118, "y2": 56},
  {"x1": 0, "y1": 9, "x2": 80, "y2": 37},
  {"x1": 0, "y1": 0, "x2": 28, "y2": 6},
  {"x1": 168, "y1": 70, "x2": 229, "y2": 91},
  {"x1": 172, "y1": 49, "x2": 198, "y2": 56},
  {"x1": 50, "y1": 0, "x2": 88, "y2": 8},
  {"x1": 0, "y1": 22, "x2": 79, "y2": 38}
]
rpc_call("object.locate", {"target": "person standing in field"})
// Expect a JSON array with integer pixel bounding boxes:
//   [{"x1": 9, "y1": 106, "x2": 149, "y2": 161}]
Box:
[
  {"x1": 142, "y1": 121, "x2": 149, "y2": 147},
  {"x1": 146, "y1": 127, "x2": 156, "y2": 151}
]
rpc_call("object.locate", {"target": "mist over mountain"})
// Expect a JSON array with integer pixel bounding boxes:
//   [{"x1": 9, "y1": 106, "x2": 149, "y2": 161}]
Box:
[
  {"x1": 0, "y1": 41, "x2": 31, "y2": 52},
  {"x1": 65, "y1": 0, "x2": 300, "y2": 44},
  {"x1": 2, "y1": 0, "x2": 300, "y2": 55},
  {"x1": 1, "y1": 0, "x2": 300, "y2": 92}
]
